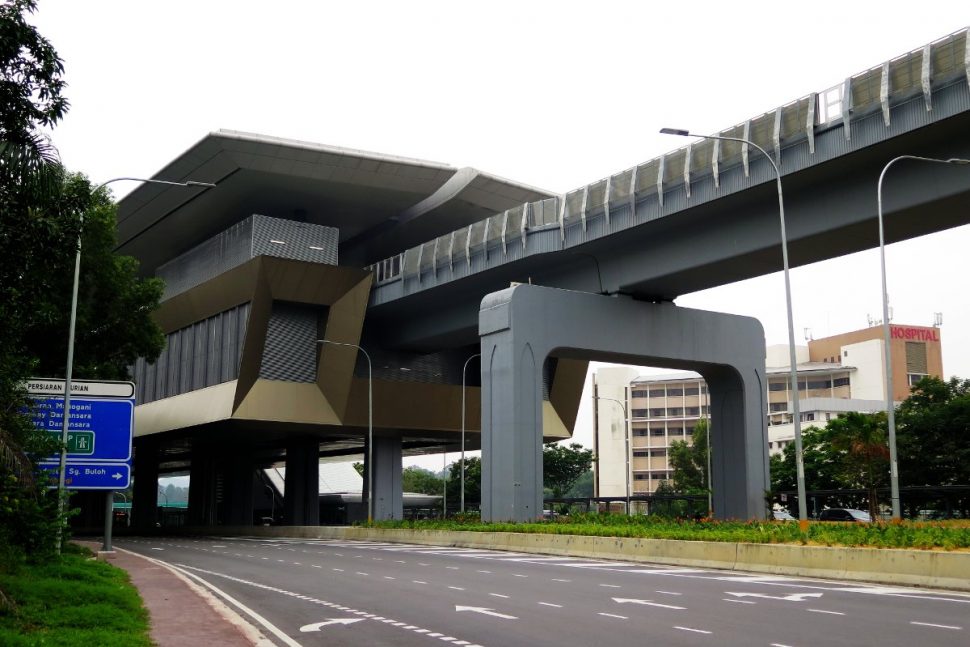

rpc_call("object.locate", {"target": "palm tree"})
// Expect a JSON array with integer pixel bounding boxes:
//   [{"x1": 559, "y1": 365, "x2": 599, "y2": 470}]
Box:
[{"x1": 825, "y1": 412, "x2": 889, "y2": 520}]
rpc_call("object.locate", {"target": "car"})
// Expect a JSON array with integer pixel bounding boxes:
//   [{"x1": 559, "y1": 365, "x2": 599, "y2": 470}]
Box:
[
  {"x1": 772, "y1": 509, "x2": 796, "y2": 521},
  {"x1": 817, "y1": 508, "x2": 871, "y2": 522}
]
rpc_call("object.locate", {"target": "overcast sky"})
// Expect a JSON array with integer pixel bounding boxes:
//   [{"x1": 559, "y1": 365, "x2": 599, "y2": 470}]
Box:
[{"x1": 33, "y1": 2, "x2": 970, "y2": 466}]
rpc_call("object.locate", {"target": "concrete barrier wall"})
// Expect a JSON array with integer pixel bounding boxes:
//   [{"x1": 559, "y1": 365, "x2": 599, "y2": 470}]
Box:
[{"x1": 205, "y1": 526, "x2": 970, "y2": 592}]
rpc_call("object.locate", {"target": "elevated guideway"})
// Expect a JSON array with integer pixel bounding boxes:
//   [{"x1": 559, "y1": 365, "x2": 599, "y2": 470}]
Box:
[{"x1": 366, "y1": 29, "x2": 970, "y2": 350}]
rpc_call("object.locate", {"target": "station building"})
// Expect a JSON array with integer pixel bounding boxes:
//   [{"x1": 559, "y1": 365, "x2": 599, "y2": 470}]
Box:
[{"x1": 592, "y1": 323, "x2": 943, "y2": 496}]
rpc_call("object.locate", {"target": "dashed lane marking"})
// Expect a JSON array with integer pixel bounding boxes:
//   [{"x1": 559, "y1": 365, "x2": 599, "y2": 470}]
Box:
[
  {"x1": 538, "y1": 602, "x2": 562, "y2": 608},
  {"x1": 598, "y1": 613, "x2": 627, "y2": 620},
  {"x1": 674, "y1": 626, "x2": 712, "y2": 635},
  {"x1": 171, "y1": 562, "x2": 484, "y2": 647},
  {"x1": 910, "y1": 621, "x2": 962, "y2": 630},
  {"x1": 807, "y1": 609, "x2": 845, "y2": 615}
]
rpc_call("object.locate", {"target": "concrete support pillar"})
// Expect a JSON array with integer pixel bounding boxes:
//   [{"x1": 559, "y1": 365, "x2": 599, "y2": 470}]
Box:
[
  {"x1": 372, "y1": 436, "x2": 403, "y2": 520},
  {"x1": 188, "y1": 446, "x2": 218, "y2": 526},
  {"x1": 480, "y1": 284, "x2": 768, "y2": 522},
  {"x1": 131, "y1": 438, "x2": 159, "y2": 530},
  {"x1": 223, "y1": 453, "x2": 255, "y2": 526},
  {"x1": 283, "y1": 438, "x2": 319, "y2": 526}
]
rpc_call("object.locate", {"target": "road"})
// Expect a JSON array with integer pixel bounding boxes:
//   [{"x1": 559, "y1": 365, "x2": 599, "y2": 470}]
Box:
[{"x1": 117, "y1": 536, "x2": 969, "y2": 647}]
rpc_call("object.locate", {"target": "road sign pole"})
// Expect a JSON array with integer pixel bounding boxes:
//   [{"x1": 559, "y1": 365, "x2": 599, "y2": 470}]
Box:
[{"x1": 103, "y1": 490, "x2": 113, "y2": 553}]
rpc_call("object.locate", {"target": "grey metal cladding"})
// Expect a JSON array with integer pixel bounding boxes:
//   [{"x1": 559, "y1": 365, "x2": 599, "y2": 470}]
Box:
[
  {"x1": 251, "y1": 214, "x2": 339, "y2": 265},
  {"x1": 259, "y1": 302, "x2": 319, "y2": 382},
  {"x1": 156, "y1": 215, "x2": 338, "y2": 300},
  {"x1": 133, "y1": 302, "x2": 250, "y2": 404}
]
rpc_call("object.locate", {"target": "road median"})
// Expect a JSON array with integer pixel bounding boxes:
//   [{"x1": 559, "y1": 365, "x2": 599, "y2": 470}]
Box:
[{"x1": 202, "y1": 525, "x2": 970, "y2": 592}]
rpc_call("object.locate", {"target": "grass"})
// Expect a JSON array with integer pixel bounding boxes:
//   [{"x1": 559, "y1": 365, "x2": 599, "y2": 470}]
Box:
[
  {"x1": 370, "y1": 513, "x2": 970, "y2": 551},
  {"x1": 0, "y1": 544, "x2": 152, "y2": 647}
]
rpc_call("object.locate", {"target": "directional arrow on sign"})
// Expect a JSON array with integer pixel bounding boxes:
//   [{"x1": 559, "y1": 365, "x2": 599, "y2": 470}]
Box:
[
  {"x1": 112, "y1": 472, "x2": 123, "y2": 480},
  {"x1": 726, "y1": 592, "x2": 824, "y2": 602},
  {"x1": 612, "y1": 597, "x2": 686, "y2": 610},
  {"x1": 299, "y1": 618, "x2": 363, "y2": 632},
  {"x1": 455, "y1": 605, "x2": 518, "y2": 620}
]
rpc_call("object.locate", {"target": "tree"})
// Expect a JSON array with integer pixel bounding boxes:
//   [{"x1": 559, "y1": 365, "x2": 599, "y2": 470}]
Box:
[
  {"x1": 543, "y1": 443, "x2": 594, "y2": 498},
  {"x1": 824, "y1": 412, "x2": 888, "y2": 520},
  {"x1": 770, "y1": 425, "x2": 844, "y2": 494},
  {"x1": 401, "y1": 466, "x2": 443, "y2": 496},
  {"x1": 896, "y1": 376, "x2": 970, "y2": 488},
  {"x1": 668, "y1": 419, "x2": 709, "y2": 494},
  {"x1": 563, "y1": 470, "x2": 593, "y2": 498},
  {"x1": 446, "y1": 457, "x2": 481, "y2": 506}
]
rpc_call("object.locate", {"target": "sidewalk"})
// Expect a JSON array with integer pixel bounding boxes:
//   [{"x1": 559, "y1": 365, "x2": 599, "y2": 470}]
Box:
[{"x1": 75, "y1": 541, "x2": 260, "y2": 647}]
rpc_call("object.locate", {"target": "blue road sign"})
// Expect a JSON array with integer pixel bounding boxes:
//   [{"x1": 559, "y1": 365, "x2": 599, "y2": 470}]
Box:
[
  {"x1": 39, "y1": 462, "x2": 131, "y2": 490},
  {"x1": 29, "y1": 397, "x2": 134, "y2": 462}
]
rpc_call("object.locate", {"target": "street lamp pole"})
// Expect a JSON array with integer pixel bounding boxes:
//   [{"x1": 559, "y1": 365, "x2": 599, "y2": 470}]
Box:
[
  {"x1": 54, "y1": 177, "x2": 215, "y2": 554},
  {"x1": 317, "y1": 339, "x2": 373, "y2": 522},
  {"x1": 460, "y1": 353, "x2": 480, "y2": 513},
  {"x1": 877, "y1": 155, "x2": 970, "y2": 521},
  {"x1": 660, "y1": 128, "x2": 808, "y2": 525},
  {"x1": 594, "y1": 395, "x2": 630, "y2": 513}
]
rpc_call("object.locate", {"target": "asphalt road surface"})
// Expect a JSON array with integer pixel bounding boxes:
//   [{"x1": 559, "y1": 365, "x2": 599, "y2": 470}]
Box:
[{"x1": 117, "y1": 536, "x2": 969, "y2": 647}]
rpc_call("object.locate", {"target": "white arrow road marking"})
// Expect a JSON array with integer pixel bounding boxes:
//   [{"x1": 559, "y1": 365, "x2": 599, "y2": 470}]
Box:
[
  {"x1": 726, "y1": 592, "x2": 823, "y2": 602},
  {"x1": 300, "y1": 618, "x2": 363, "y2": 632},
  {"x1": 455, "y1": 606, "x2": 518, "y2": 620},
  {"x1": 612, "y1": 598, "x2": 686, "y2": 610}
]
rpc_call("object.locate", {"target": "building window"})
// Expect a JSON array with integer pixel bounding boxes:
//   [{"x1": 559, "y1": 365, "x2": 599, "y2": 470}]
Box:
[
  {"x1": 908, "y1": 373, "x2": 928, "y2": 387},
  {"x1": 631, "y1": 408, "x2": 648, "y2": 418},
  {"x1": 634, "y1": 474, "x2": 648, "y2": 480},
  {"x1": 649, "y1": 408, "x2": 665, "y2": 417},
  {"x1": 649, "y1": 389, "x2": 665, "y2": 398},
  {"x1": 801, "y1": 412, "x2": 815, "y2": 422},
  {"x1": 769, "y1": 403, "x2": 788, "y2": 412},
  {"x1": 650, "y1": 429, "x2": 665, "y2": 437},
  {"x1": 667, "y1": 408, "x2": 683, "y2": 417},
  {"x1": 631, "y1": 389, "x2": 648, "y2": 398},
  {"x1": 685, "y1": 406, "x2": 700, "y2": 416},
  {"x1": 650, "y1": 449, "x2": 666, "y2": 457},
  {"x1": 633, "y1": 450, "x2": 649, "y2": 457},
  {"x1": 768, "y1": 381, "x2": 787, "y2": 392},
  {"x1": 667, "y1": 388, "x2": 683, "y2": 397},
  {"x1": 684, "y1": 387, "x2": 699, "y2": 396},
  {"x1": 633, "y1": 429, "x2": 648, "y2": 437},
  {"x1": 833, "y1": 377, "x2": 850, "y2": 388}
]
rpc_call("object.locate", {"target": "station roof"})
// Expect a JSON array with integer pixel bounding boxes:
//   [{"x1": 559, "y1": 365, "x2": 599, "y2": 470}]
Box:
[{"x1": 116, "y1": 130, "x2": 554, "y2": 274}]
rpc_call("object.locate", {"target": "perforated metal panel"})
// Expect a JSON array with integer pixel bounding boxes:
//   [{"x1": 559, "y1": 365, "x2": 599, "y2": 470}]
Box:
[
  {"x1": 157, "y1": 215, "x2": 338, "y2": 300},
  {"x1": 259, "y1": 302, "x2": 320, "y2": 382}
]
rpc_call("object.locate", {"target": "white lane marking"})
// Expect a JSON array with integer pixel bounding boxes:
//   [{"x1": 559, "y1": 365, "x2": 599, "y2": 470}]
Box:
[
  {"x1": 211, "y1": 545, "x2": 226, "y2": 548},
  {"x1": 675, "y1": 626, "x2": 712, "y2": 635},
  {"x1": 261, "y1": 557, "x2": 268, "y2": 560},
  {"x1": 808, "y1": 609, "x2": 845, "y2": 615},
  {"x1": 300, "y1": 618, "x2": 362, "y2": 631},
  {"x1": 489, "y1": 593, "x2": 509, "y2": 598},
  {"x1": 613, "y1": 598, "x2": 685, "y2": 610},
  {"x1": 293, "y1": 563, "x2": 301, "y2": 566},
  {"x1": 538, "y1": 602, "x2": 562, "y2": 608},
  {"x1": 513, "y1": 574, "x2": 527, "y2": 578},
  {"x1": 312, "y1": 565, "x2": 321, "y2": 569},
  {"x1": 599, "y1": 584, "x2": 621, "y2": 588},
  {"x1": 770, "y1": 643, "x2": 794, "y2": 647},
  {"x1": 477, "y1": 570, "x2": 491, "y2": 574},
  {"x1": 413, "y1": 580, "x2": 427, "y2": 584},
  {"x1": 724, "y1": 599, "x2": 756, "y2": 605},
  {"x1": 552, "y1": 578, "x2": 571, "y2": 582},
  {"x1": 656, "y1": 591, "x2": 682, "y2": 596},
  {"x1": 333, "y1": 568, "x2": 344, "y2": 572},
  {"x1": 598, "y1": 613, "x2": 628, "y2": 620},
  {"x1": 419, "y1": 563, "x2": 430, "y2": 566},
  {"x1": 171, "y1": 561, "x2": 480, "y2": 644},
  {"x1": 726, "y1": 592, "x2": 823, "y2": 602},
  {"x1": 395, "y1": 560, "x2": 406, "y2": 563},
  {"x1": 449, "y1": 586, "x2": 465, "y2": 591},
  {"x1": 910, "y1": 621, "x2": 962, "y2": 630},
  {"x1": 150, "y1": 547, "x2": 164, "y2": 551},
  {"x1": 455, "y1": 606, "x2": 518, "y2": 620},
  {"x1": 355, "y1": 572, "x2": 369, "y2": 576},
  {"x1": 384, "y1": 576, "x2": 395, "y2": 580},
  {"x1": 447, "y1": 566, "x2": 460, "y2": 570}
]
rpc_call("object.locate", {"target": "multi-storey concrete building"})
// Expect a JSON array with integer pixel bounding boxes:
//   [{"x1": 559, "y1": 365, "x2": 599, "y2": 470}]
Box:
[{"x1": 593, "y1": 324, "x2": 943, "y2": 496}]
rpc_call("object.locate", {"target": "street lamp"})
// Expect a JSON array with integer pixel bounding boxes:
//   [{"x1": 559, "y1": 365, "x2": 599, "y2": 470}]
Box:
[
  {"x1": 593, "y1": 394, "x2": 630, "y2": 514},
  {"x1": 877, "y1": 155, "x2": 970, "y2": 521},
  {"x1": 317, "y1": 339, "x2": 373, "y2": 522},
  {"x1": 54, "y1": 177, "x2": 216, "y2": 554},
  {"x1": 660, "y1": 128, "x2": 808, "y2": 525},
  {"x1": 460, "y1": 353, "x2": 480, "y2": 513}
]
